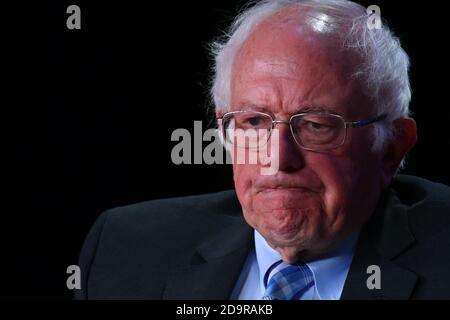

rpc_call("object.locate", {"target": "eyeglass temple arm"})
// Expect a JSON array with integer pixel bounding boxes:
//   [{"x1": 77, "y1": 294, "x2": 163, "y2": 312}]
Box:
[{"x1": 345, "y1": 113, "x2": 388, "y2": 129}]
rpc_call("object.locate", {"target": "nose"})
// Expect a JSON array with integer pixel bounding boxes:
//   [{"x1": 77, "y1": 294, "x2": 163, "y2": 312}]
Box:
[{"x1": 270, "y1": 122, "x2": 305, "y2": 173}]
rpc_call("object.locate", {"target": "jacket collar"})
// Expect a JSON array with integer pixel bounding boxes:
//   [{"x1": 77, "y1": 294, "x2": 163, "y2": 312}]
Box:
[
  {"x1": 341, "y1": 187, "x2": 418, "y2": 300},
  {"x1": 162, "y1": 215, "x2": 253, "y2": 299}
]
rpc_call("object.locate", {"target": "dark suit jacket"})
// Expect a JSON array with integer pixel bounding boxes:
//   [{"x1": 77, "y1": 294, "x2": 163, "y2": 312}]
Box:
[{"x1": 74, "y1": 175, "x2": 450, "y2": 300}]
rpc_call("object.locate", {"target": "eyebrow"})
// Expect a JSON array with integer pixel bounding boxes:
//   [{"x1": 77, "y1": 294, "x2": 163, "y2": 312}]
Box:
[
  {"x1": 294, "y1": 106, "x2": 344, "y2": 116},
  {"x1": 236, "y1": 104, "x2": 342, "y2": 116}
]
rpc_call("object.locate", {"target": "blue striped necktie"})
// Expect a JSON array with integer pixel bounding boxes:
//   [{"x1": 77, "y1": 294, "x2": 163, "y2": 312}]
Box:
[{"x1": 262, "y1": 260, "x2": 314, "y2": 300}]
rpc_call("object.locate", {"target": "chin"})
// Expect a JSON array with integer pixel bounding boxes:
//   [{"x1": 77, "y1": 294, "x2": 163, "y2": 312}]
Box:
[
  {"x1": 261, "y1": 217, "x2": 311, "y2": 247},
  {"x1": 268, "y1": 233, "x2": 309, "y2": 250},
  {"x1": 265, "y1": 226, "x2": 337, "y2": 261}
]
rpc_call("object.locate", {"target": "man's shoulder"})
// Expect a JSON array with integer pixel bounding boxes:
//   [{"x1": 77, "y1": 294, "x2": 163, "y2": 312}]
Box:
[
  {"x1": 104, "y1": 189, "x2": 241, "y2": 224},
  {"x1": 75, "y1": 190, "x2": 246, "y2": 299},
  {"x1": 391, "y1": 174, "x2": 450, "y2": 240},
  {"x1": 392, "y1": 174, "x2": 450, "y2": 210},
  {"x1": 90, "y1": 189, "x2": 243, "y2": 249}
]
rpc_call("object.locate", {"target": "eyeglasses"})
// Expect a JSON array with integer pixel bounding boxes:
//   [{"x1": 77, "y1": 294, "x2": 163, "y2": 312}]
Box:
[{"x1": 218, "y1": 110, "x2": 387, "y2": 152}]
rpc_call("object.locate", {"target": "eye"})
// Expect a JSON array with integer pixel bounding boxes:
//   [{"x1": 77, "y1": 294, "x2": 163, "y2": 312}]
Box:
[
  {"x1": 236, "y1": 115, "x2": 270, "y2": 129},
  {"x1": 245, "y1": 116, "x2": 265, "y2": 126},
  {"x1": 306, "y1": 121, "x2": 330, "y2": 130}
]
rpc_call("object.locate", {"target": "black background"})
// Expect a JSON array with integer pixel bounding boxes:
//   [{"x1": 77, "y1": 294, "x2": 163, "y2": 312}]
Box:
[{"x1": 8, "y1": 0, "x2": 450, "y2": 299}]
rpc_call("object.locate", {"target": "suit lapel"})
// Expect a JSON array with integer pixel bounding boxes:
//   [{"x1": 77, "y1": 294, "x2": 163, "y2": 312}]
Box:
[
  {"x1": 342, "y1": 188, "x2": 418, "y2": 300},
  {"x1": 163, "y1": 217, "x2": 253, "y2": 299}
]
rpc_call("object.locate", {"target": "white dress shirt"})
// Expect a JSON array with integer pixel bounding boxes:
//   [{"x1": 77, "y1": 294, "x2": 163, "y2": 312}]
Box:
[{"x1": 230, "y1": 229, "x2": 360, "y2": 300}]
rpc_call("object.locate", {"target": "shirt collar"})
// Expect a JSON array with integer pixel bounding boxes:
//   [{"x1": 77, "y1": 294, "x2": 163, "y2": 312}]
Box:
[{"x1": 254, "y1": 229, "x2": 360, "y2": 300}]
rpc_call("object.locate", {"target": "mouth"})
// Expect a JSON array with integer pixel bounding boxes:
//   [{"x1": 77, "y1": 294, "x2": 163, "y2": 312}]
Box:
[{"x1": 257, "y1": 186, "x2": 315, "y2": 195}]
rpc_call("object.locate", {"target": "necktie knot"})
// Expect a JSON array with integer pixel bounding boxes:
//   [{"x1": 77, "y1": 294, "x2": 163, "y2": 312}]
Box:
[{"x1": 262, "y1": 260, "x2": 314, "y2": 300}]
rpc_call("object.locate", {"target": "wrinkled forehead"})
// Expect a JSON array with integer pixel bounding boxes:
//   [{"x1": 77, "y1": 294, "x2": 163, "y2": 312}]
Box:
[
  {"x1": 230, "y1": 8, "x2": 368, "y2": 116},
  {"x1": 234, "y1": 7, "x2": 359, "y2": 77},
  {"x1": 262, "y1": 5, "x2": 345, "y2": 35}
]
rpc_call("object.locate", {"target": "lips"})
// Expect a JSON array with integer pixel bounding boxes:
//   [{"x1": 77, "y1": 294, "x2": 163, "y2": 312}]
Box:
[
  {"x1": 254, "y1": 181, "x2": 320, "y2": 194},
  {"x1": 257, "y1": 186, "x2": 315, "y2": 195},
  {"x1": 259, "y1": 186, "x2": 313, "y2": 192},
  {"x1": 253, "y1": 175, "x2": 322, "y2": 195}
]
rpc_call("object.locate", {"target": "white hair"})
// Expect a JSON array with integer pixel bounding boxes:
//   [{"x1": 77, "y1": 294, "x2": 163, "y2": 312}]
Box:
[{"x1": 210, "y1": 0, "x2": 412, "y2": 155}]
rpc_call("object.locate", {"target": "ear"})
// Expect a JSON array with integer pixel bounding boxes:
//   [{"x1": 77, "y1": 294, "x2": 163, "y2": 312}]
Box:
[{"x1": 381, "y1": 118, "x2": 417, "y2": 187}]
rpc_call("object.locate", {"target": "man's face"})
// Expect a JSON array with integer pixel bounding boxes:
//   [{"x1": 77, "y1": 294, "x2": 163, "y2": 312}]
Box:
[{"x1": 229, "y1": 17, "x2": 386, "y2": 262}]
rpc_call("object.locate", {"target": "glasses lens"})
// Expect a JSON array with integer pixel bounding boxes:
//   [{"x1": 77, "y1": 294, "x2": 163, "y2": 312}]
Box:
[
  {"x1": 222, "y1": 112, "x2": 272, "y2": 149},
  {"x1": 291, "y1": 113, "x2": 345, "y2": 150}
]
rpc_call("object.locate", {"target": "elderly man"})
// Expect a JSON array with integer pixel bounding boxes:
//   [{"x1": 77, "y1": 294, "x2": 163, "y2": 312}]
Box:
[{"x1": 75, "y1": 0, "x2": 450, "y2": 300}]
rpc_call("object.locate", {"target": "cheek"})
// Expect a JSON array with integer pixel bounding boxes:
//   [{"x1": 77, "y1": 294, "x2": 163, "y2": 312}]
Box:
[
  {"x1": 303, "y1": 154, "x2": 354, "y2": 218},
  {"x1": 233, "y1": 163, "x2": 258, "y2": 207},
  {"x1": 305, "y1": 145, "x2": 380, "y2": 223}
]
